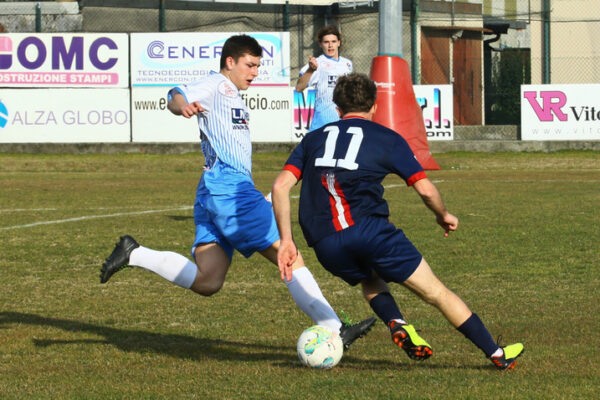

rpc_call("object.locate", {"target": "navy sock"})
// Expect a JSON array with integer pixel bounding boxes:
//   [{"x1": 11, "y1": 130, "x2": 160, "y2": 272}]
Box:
[
  {"x1": 369, "y1": 292, "x2": 404, "y2": 325},
  {"x1": 456, "y1": 313, "x2": 499, "y2": 357}
]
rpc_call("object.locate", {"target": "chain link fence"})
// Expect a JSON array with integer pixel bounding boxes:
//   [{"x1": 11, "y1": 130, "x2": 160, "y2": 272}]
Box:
[
  {"x1": 2, "y1": 0, "x2": 598, "y2": 126},
  {"x1": 76, "y1": 1, "x2": 380, "y2": 80}
]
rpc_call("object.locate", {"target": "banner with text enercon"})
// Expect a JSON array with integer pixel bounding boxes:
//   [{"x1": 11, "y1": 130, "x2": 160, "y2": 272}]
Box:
[{"x1": 130, "y1": 32, "x2": 292, "y2": 142}]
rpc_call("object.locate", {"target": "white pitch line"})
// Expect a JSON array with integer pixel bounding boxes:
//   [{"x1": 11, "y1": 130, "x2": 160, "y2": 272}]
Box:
[
  {"x1": 0, "y1": 206, "x2": 192, "y2": 231},
  {"x1": 1, "y1": 180, "x2": 445, "y2": 230},
  {"x1": 382, "y1": 180, "x2": 444, "y2": 190},
  {"x1": 0, "y1": 208, "x2": 58, "y2": 213}
]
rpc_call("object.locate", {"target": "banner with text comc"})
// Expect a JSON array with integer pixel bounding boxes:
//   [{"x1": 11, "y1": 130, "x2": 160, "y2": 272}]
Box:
[
  {"x1": 0, "y1": 33, "x2": 129, "y2": 88},
  {"x1": 521, "y1": 84, "x2": 600, "y2": 140}
]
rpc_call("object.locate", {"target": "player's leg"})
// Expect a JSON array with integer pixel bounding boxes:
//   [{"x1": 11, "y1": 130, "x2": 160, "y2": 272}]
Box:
[
  {"x1": 100, "y1": 178, "x2": 232, "y2": 296},
  {"x1": 401, "y1": 258, "x2": 471, "y2": 327},
  {"x1": 189, "y1": 242, "x2": 231, "y2": 296},
  {"x1": 100, "y1": 236, "x2": 230, "y2": 297},
  {"x1": 260, "y1": 245, "x2": 340, "y2": 327},
  {"x1": 219, "y1": 182, "x2": 344, "y2": 330},
  {"x1": 100, "y1": 235, "x2": 198, "y2": 289},
  {"x1": 185, "y1": 191, "x2": 235, "y2": 296},
  {"x1": 260, "y1": 243, "x2": 376, "y2": 349},
  {"x1": 361, "y1": 272, "x2": 432, "y2": 360},
  {"x1": 260, "y1": 244, "x2": 340, "y2": 329},
  {"x1": 355, "y1": 218, "x2": 436, "y2": 360},
  {"x1": 403, "y1": 258, "x2": 524, "y2": 369}
]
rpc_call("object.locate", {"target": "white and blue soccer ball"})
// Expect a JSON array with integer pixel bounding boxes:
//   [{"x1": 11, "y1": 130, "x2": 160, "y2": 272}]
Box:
[{"x1": 297, "y1": 325, "x2": 343, "y2": 369}]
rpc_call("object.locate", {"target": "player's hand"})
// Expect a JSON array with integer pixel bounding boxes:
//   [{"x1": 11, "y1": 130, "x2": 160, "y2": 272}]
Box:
[
  {"x1": 308, "y1": 56, "x2": 318, "y2": 71},
  {"x1": 277, "y1": 239, "x2": 298, "y2": 282},
  {"x1": 181, "y1": 101, "x2": 205, "y2": 118},
  {"x1": 437, "y1": 213, "x2": 458, "y2": 237}
]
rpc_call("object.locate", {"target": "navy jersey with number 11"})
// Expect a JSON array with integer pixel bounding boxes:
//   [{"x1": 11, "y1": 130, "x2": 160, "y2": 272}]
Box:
[{"x1": 283, "y1": 117, "x2": 427, "y2": 247}]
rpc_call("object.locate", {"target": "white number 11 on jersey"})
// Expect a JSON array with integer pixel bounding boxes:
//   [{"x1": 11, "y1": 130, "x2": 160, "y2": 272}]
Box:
[{"x1": 314, "y1": 126, "x2": 364, "y2": 170}]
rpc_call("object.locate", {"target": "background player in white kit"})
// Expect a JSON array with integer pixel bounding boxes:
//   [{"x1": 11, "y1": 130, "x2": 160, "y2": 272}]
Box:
[
  {"x1": 99, "y1": 35, "x2": 375, "y2": 348},
  {"x1": 296, "y1": 25, "x2": 353, "y2": 130}
]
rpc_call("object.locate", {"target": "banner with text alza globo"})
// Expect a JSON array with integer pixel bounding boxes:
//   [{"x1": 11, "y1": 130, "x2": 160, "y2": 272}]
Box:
[
  {"x1": 0, "y1": 88, "x2": 130, "y2": 143},
  {"x1": 129, "y1": 32, "x2": 293, "y2": 142}
]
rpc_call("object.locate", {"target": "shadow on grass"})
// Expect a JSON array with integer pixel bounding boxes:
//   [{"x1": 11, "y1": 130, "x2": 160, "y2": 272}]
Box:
[
  {"x1": 0, "y1": 311, "x2": 295, "y2": 363},
  {"x1": 0, "y1": 311, "x2": 489, "y2": 370},
  {"x1": 275, "y1": 356, "x2": 487, "y2": 371},
  {"x1": 166, "y1": 215, "x2": 193, "y2": 221}
]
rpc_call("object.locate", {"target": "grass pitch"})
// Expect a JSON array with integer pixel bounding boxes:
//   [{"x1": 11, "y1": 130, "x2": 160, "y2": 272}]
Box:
[{"x1": 0, "y1": 151, "x2": 598, "y2": 399}]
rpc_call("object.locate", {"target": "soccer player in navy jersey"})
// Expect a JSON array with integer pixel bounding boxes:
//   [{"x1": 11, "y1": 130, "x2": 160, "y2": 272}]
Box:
[
  {"x1": 295, "y1": 25, "x2": 353, "y2": 130},
  {"x1": 100, "y1": 35, "x2": 375, "y2": 348},
  {"x1": 272, "y1": 73, "x2": 524, "y2": 370}
]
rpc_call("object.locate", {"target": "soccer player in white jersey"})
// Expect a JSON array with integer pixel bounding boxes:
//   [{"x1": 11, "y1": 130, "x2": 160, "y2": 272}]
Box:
[
  {"x1": 99, "y1": 35, "x2": 375, "y2": 349},
  {"x1": 296, "y1": 25, "x2": 353, "y2": 131}
]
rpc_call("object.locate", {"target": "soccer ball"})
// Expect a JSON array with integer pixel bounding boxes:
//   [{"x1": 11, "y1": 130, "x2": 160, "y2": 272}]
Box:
[{"x1": 297, "y1": 325, "x2": 343, "y2": 369}]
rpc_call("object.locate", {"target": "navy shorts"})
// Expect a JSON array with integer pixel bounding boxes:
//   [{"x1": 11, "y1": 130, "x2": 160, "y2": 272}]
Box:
[{"x1": 312, "y1": 217, "x2": 422, "y2": 286}]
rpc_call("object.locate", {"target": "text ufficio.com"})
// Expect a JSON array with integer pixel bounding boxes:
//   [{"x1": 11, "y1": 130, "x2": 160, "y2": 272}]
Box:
[{"x1": 134, "y1": 94, "x2": 289, "y2": 112}]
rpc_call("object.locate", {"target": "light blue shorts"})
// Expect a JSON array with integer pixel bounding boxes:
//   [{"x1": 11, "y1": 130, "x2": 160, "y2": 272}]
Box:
[{"x1": 192, "y1": 162, "x2": 279, "y2": 260}]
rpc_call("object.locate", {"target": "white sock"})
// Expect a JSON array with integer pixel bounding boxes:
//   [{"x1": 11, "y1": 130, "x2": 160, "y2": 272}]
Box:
[
  {"x1": 129, "y1": 246, "x2": 197, "y2": 289},
  {"x1": 491, "y1": 348, "x2": 504, "y2": 357},
  {"x1": 285, "y1": 266, "x2": 342, "y2": 332}
]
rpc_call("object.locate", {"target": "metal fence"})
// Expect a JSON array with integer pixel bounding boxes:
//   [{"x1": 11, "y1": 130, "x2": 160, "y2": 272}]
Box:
[
  {"x1": 75, "y1": 1, "x2": 381, "y2": 81},
  {"x1": 2, "y1": 0, "x2": 599, "y2": 126}
]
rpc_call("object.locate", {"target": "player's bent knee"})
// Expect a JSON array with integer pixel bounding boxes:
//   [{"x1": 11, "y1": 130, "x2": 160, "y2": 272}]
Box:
[{"x1": 190, "y1": 279, "x2": 224, "y2": 296}]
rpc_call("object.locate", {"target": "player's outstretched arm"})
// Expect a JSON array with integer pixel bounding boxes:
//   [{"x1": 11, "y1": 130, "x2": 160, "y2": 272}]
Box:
[
  {"x1": 272, "y1": 170, "x2": 300, "y2": 281},
  {"x1": 412, "y1": 178, "x2": 458, "y2": 236},
  {"x1": 295, "y1": 56, "x2": 318, "y2": 92},
  {"x1": 167, "y1": 92, "x2": 205, "y2": 118}
]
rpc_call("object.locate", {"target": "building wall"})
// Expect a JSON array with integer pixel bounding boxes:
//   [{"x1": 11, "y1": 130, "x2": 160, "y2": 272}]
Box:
[{"x1": 530, "y1": 0, "x2": 600, "y2": 84}]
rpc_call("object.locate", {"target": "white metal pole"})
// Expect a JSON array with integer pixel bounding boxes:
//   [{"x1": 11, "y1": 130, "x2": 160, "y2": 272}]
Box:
[{"x1": 378, "y1": 0, "x2": 403, "y2": 56}]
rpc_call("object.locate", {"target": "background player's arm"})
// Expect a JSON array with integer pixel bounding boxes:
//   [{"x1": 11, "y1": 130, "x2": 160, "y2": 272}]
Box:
[
  {"x1": 295, "y1": 56, "x2": 318, "y2": 92},
  {"x1": 412, "y1": 177, "x2": 458, "y2": 236},
  {"x1": 167, "y1": 91, "x2": 205, "y2": 118},
  {"x1": 271, "y1": 170, "x2": 300, "y2": 281}
]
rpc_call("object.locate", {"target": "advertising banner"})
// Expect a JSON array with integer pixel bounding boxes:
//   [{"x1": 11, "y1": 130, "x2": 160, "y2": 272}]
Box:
[
  {"x1": 521, "y1": 84, "x2": 600, "y2": 140},
  {"x1": 131, "y1": 87, "x2": 198, "y2": 142},
  {"x1": 243, "y1": 86, "x2": 293, "y2": 142},
  {"x1": 129, "y1": 32, "x2": 291, "y2": 142},
  {"x1": 0, "y1": 33, "x2": 129, "y2": 88},
  {"x1": 292, "y1": 84, "x2": 454, "y2": 142},
  {"x1": 292, "y1": 87, "x2": 315, "y2": 141},
  {"x1": 414, "y1": 85, "x2": 454, "y2": 141},
  {"x1": 132, "y1": 86, "x2": 292, "y2": 143},
  {"x1": 0, "y1": 89, "x2": 130, "y2": 142},
  {"x1": 130, "y1": 32, "x2": 290, "y2": 87}
]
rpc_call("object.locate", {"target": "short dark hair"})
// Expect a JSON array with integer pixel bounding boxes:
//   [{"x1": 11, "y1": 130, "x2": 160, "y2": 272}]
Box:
[
  {"x1": 220, "y1": 35, "x2": 263, "y2": 70},
  {"x1": 316, "y1": 24, "x2": 341, "y2": 43},
  {"x1": 333, "y1": 73, "x2": 377, "y2": 114}
]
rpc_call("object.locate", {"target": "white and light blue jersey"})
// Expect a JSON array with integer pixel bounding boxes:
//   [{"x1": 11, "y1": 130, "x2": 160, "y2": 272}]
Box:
[
  {"x1": 299, "y1": 54, "x2": 352, "y2": 131},
  {"x1": 169, "y1": 73, "x2": 252, "y2": 177}
]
